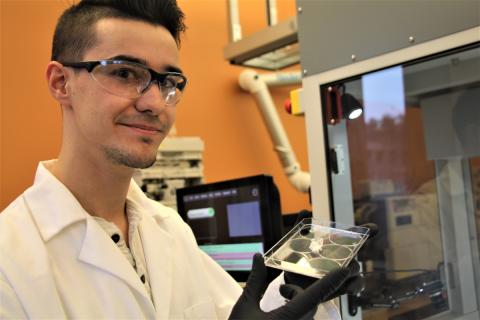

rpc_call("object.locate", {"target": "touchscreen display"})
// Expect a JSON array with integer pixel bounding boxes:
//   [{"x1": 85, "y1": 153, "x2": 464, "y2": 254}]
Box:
[{"x1": 180, "y1": 184, "x2": 265, "y2": 271}]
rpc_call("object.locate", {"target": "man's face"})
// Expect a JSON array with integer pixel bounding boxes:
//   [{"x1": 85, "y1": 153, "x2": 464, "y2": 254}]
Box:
[{"x1": 64, "y1": 18, "x2": 180, "y2": 169}]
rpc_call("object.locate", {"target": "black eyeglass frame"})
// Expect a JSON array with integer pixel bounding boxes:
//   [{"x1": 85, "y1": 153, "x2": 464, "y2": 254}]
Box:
[{"x1": 60, "y1": 59, "x2": 188, "y2": 93}]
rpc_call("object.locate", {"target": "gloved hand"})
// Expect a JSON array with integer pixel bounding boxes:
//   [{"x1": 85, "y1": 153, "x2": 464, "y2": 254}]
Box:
[
  {"x1": 279, "y1": 261, "x2": 363, "y2": 320},
  {"x1": 228, "y1": 253, "x2": 352, "y2": 320},
  {"x1": 282, "y1": 210, "x2": 378, "y2": 305},
  {"x1": 283, "y1": 258, "x2": 363, "y2": 300}
]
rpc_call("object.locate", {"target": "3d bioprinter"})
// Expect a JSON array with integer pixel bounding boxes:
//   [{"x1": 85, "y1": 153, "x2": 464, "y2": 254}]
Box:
[{"x1": 224, "y1": 0, "x2": 480, "y2": 319}]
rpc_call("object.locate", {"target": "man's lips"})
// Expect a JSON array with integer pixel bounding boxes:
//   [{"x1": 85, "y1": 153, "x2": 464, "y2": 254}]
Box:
[{"x1": 119, "y1": 123, "x2": 163, "y2": 135}]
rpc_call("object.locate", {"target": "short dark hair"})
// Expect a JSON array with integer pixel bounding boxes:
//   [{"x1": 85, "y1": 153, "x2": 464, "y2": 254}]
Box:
[{"x1": 51, "y1": 0, "x2": 186, "y2": 61}]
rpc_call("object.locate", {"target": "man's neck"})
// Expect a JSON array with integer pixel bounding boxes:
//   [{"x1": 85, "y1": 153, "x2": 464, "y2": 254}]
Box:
[{"x1": 49, "y1": 153, "x2": 133, "y2": 238}]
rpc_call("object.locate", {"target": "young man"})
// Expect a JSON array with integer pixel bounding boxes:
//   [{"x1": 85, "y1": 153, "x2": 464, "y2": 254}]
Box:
[{"x1": 0, "y1": 1, "x2": 353, "y2": 318}]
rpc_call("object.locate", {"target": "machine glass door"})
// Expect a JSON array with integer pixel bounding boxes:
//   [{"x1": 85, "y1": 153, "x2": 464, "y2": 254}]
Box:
[{"x1": 322, "y1": 44, "x2": 480, "y2": 319}]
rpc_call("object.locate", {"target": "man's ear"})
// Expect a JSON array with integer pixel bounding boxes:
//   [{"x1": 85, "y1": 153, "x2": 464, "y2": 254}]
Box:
[{"x1": 46, "y1": 61, "x2": 71, "y2": 105}]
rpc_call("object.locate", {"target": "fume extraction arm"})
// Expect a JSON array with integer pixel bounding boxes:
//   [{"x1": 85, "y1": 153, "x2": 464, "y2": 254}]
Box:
[
  {"x1": 223, "y1": 0, "x2": 309, "y2": 194},
  {"x1": 238, "y1": 70, "x2": 310, "y2": 194}
]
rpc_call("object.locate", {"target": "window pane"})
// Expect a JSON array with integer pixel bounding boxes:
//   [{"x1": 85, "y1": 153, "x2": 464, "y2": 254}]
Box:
[{"x1": 323, "y1": 44, "x2": 480, "y2": 319}]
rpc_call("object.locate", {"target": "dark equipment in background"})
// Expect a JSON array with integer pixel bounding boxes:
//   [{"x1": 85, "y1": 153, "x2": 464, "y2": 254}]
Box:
[{"x1": 176, "y1": 175, "x2": 283, "y2": 282}]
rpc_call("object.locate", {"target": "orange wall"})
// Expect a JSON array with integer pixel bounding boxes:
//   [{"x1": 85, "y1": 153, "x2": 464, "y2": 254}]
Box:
[{"x1": 0, "y1": 0, "x2": 311, "y2": 214}]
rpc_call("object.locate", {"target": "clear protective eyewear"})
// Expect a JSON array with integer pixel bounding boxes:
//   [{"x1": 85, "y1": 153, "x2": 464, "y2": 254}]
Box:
[{"x1": 61, "y1": 60, "x2": 187, "y2": 105}]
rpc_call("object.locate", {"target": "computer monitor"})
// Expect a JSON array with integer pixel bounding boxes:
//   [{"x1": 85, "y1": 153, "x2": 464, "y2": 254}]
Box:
[{"x1": 176, "y1": 175, "x2": 283, "y2": 282}]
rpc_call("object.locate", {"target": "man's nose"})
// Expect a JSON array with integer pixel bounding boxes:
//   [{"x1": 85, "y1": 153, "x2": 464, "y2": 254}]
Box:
[{"x1": 135, "y1": 81, "x2": 166, "y2": 114}]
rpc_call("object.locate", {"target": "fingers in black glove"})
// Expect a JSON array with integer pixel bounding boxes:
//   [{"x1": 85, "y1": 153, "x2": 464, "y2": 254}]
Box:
[
  {"x1": 283, "y1": 258, "x2": 362, "y2": 300},
  {"x1": 229, "y1": 253, "x2": 268, "y2": 320},
  {"x1": 242, "y1": 253, "x2": 269, "y2": 302},
  {"x1": 280, "y1": 263, "x2": 363, "y2": 320},
  {"x1": 279, "y1": 284, "x2": 303, "y2": 300},
  {"x1": 294, "y1": 210, "x2": 312, "y2": 227},
  {"x1": 229, "y1": 253, "x2": 351, "y2": 320},
  {"x1": 278, "y1": 285, "x2": 317, "y2": 320},
  {"x1": 335, "y1": 274, "x2": 365, "y2": 297},
  {"x1": 270, "y1": 266, "x2": 351, "y2": 320},
  {"x1": 322, "y1": 260, "x2": 364, "y2": 300},
  {"x1": 283, "y1": 255, "x2": 367, "y2": 303}
]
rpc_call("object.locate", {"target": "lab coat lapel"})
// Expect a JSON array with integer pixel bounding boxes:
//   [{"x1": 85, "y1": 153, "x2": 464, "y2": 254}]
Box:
[
  {"x1": 26, "y1": 162, "x2": 153, "y2": 309},
  {"x1": 139, "y1": 215, "x2": 174, "y2": 318},
  {"x1": 78, "y1": 217, "x2": 152, "y2": 303}
]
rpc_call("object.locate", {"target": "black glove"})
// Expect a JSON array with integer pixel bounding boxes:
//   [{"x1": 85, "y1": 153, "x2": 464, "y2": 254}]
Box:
[
  {"x1": 284, "y1": 258, "x2": 363, "y2": 300},
  {"x1": 228, "y1": 253, "x2": 352, "y2": 320}
]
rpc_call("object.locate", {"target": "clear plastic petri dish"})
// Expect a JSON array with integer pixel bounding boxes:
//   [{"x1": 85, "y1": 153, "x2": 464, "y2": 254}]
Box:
[
  {"x1": 317, "y1": 244, "x2": 352, "y2": 261},
  {"x1": 308, "y1": 257, "x2": 342, "y2": 275},
  {"x1": 329, "y1": 231, "x2": 362, "y2": 246},
  {"x1": 263, "y1": 218, "x2": 370, "y2": 278},
  {"x1": 289, "y1": 238, "x2": 312, "y2": 253}
]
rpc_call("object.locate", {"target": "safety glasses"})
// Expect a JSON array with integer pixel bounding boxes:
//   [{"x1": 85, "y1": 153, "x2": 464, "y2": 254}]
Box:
[{"x1": 61, "y1": 60, "x2": 187, "y2": 105}]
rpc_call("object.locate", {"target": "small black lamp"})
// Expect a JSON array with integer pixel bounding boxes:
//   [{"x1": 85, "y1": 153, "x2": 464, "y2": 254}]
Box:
[
  {"x1": 326, "y1": 85, "x2": 363, "y2": 124},
  {"x1": 342, "y1": 92, "x2": 363, "y2": 120}
]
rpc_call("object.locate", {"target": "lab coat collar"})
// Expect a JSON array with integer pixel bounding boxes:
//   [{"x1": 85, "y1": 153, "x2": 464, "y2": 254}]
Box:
[
  {"x1": 79, "y1": 218, "x2": 152, "y2": 304},
  {"x1": 22, "y1": 161, "x2": 158, "y2": 306},
  {"x1": 24, "y1": 161, "x2": 170, "y2": 241},
  {"x1": 126, "y1": 178, "x2": 171, "y2": 220},
  {"x1": 23, "y1": 161, "x2": 89, "y2": 241}
]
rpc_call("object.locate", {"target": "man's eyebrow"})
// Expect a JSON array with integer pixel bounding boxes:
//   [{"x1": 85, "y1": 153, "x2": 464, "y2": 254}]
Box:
[
  {"x1": 108, "y1": 55, "x2": 183, "y2": 74},
  {"x1": 109, "y1": 55, "x2": 147, "y2": 65},
  {"x1": 165, "y1": 65, "x2": 183, "y2": 74}
]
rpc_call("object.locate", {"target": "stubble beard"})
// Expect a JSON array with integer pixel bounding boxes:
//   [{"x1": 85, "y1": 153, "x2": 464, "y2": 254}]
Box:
[{"x1": 103, "y1": 138, "x2": 157, "y2": 169}]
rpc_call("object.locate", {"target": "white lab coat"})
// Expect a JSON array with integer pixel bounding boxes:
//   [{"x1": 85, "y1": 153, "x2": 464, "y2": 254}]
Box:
[
  {"x1": 0, "y1": 162, "x2": 241, "y2": 319},
  {"x1": 0, "y1": 161, "x2": 340, "y2": 319}
]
